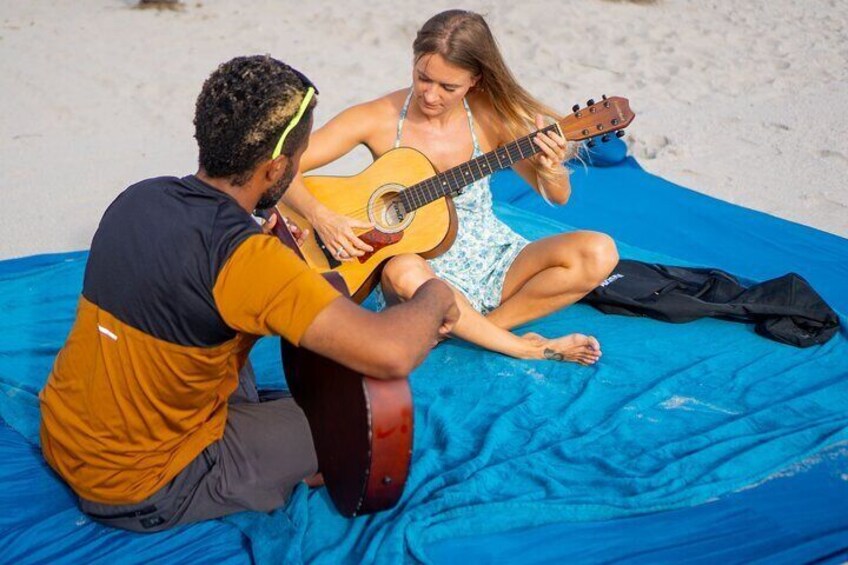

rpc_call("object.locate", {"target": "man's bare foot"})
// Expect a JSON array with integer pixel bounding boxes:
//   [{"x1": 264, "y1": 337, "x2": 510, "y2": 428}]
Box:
[
  {"x1": 304, "y1": 472, "x2": 324, "y2": 488},
  {"x1": 523, "y1": 332, "x2": 601, "y2": 365}
]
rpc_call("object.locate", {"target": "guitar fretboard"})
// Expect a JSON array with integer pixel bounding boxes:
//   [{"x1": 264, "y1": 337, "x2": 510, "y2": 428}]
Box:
[{"x1": 397, "y1": 124, "x2": 560, "y2": 212}]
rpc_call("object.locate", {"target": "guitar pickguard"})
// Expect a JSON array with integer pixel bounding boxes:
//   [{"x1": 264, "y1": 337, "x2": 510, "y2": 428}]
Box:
[{"x1": 357, "y1": 229, "x2": 405, "y2": 263}]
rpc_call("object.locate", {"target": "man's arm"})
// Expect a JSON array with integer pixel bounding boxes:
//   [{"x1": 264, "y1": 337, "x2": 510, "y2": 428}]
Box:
[
  {"x1": 300, "y1": 279, "x2": 458, "y2": 380},
  {"x1": 214, "y1": 235, "x2": 457, "y2": 380}
]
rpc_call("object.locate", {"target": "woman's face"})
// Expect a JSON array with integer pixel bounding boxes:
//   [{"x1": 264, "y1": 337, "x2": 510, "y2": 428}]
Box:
[{"x1": 412, "y1": 53, "x2": 479, "y2": 116}]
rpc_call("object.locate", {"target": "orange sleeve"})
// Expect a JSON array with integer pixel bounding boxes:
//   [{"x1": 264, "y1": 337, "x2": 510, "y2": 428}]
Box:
[{"x1": 213, "y1": 234, "x2": 341, "y2": 345}]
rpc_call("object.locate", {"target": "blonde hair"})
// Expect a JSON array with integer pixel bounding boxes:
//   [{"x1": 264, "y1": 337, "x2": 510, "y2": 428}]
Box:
[{"x1": 413, "y1": 10, "x2": 575, "y2": 193}]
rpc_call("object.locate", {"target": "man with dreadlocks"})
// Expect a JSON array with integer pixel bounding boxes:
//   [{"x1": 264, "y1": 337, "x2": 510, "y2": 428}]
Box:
[{"x1": 38, "y1": 55, "x2": 458, "y2": 532}]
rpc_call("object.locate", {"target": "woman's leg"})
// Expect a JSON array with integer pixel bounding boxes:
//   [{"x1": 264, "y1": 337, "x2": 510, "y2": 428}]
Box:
[
  {"x1": 485, "y1": 231, "x2": 618, "y2": 331},
  {"x1": 380, "y1": 254, "x2": 601, "y2": 365}
]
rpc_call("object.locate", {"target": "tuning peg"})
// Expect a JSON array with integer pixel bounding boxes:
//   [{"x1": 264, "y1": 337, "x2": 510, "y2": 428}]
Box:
[
  {"x1": 587, "y1": 98, "x2": 595, "y2": 106},
  {"x1": 616, "y1": 130, "x2": 626, "y2": 138},
  {"x1": 587, "y1": 139, "x2": 597, "y2": 149},
  {"x1": 572, "y1": 103, "x2": 580, "y2": 113},
  {"x1": 602, "y1": 94, "x2": 607, "y2": 100},
  {"x1": 601, "y1": 134, "x2": 610, "y2": 143}
]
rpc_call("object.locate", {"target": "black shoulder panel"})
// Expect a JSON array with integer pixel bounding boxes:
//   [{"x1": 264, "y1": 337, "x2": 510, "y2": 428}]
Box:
[{"x1": 83, "y1": 176, "x2": 261, "y2": 346}]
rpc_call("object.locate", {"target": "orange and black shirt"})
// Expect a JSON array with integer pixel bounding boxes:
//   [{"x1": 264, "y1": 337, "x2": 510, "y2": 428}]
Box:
[{"x1": 39, "y1": 175, "x2": 340, "y2": 504}]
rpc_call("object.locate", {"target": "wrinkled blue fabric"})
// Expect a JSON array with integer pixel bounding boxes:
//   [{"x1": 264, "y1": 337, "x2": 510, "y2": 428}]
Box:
[
  {"x1": 1, "y1": 142, "x2": 846, "y2": 563},
  {"x1": 428, "y1": 443, "x2": 848, "y2": 564}
]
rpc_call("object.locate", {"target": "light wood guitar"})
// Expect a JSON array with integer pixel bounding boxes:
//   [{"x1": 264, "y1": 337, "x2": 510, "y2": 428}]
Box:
[{"x1": 278, "y1": 95, "x2": 635, "y2": 302}]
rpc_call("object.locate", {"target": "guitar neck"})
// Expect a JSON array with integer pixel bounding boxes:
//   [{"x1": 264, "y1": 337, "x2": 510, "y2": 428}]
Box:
[
  {"x1": 398, "y1": 124, "x2": 560, "y2": 212},
  {"x1": 396, "y1": 96, "x2": 634, "y2": 212}
]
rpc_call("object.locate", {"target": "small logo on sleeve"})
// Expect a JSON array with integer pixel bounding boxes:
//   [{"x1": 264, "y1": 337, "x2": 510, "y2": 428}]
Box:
[{"x1": 97, "y1": 325, "x2": 119, "y2": 341}]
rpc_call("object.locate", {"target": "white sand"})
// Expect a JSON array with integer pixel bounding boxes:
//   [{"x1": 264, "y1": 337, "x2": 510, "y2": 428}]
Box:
[{"x1": 1, "y1": 0, "x2": 846, "y2": 260}]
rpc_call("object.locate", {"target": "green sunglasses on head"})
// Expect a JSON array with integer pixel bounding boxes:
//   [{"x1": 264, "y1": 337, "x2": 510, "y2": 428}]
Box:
[{"x1": 271, "y1": 69, "x2": 318, "y2": 160}]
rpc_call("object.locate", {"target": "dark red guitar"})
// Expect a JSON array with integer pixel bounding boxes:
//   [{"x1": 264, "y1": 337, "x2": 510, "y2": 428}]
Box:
[{"x1": 266, "y1": 210, "x2": 413, "y2": 517}]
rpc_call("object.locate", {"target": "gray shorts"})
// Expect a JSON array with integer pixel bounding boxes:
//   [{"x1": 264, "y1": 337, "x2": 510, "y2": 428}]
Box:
[{"x1": 78, "y1": 363, "x2": 317, "y2": 532}]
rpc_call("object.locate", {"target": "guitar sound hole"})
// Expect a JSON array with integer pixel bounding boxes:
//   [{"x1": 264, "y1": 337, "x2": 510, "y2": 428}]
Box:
[
  {"x1": 379, "y1": 195, "x2": 405, "y2": 228},
  {"x1": 368, "y1": 184, "x2": 413, "y2": 234}
]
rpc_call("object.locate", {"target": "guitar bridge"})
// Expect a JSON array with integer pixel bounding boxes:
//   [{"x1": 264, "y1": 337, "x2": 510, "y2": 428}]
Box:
[{"x1": 357, "y1": 229, "x2": 404, "y2": 263}]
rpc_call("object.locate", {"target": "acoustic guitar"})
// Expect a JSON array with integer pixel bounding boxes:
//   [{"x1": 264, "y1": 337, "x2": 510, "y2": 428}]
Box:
[
  {"x1": 265, "y1": 213, "x2": 410, "y2": 517},
  {"x1": 277, "y1": 95, "x2": 635, "y2": 302},
  {"x1": 268, "y1": 95, "x2": 635, "y2": 517}
]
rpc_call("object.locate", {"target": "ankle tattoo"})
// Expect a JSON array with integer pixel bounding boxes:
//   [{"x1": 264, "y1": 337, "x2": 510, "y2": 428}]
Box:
[{"x1": 544, "y1": 348, "x2": 564, "y2": 361}]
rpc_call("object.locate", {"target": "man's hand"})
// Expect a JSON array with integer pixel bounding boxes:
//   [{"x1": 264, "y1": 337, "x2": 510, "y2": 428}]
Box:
[
  {"x1": 438, "y1": 301, "x2": 460, "y2": 340},
  {"x1": 261, "y1": 212, "x2": 309, "y2": 247},
  {"x1": 422, "y1": 280, "x2": 459, "y2": 340},
  {"x1": 300, "y1": 277, "x2": 459, "y2": 380},
  {"x1": 282, "y1": 215, "x2": 309, "y2": 247}
]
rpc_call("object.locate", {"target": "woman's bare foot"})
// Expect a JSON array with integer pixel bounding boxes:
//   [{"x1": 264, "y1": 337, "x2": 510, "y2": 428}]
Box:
[
  {"x1": 521, "y1": 332, "x2": 545, "y2": 345},
  {"x1": 522, "y1": 332, "x2": 601, "y2": 365}
]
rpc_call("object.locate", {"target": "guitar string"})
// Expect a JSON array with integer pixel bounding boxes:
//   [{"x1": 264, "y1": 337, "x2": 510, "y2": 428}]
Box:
[
  {"x1": 285, "y1": 103, "x2": 629, "y2": 242},
  {"x1": 322, "y1": 157, "x2": 512, "y2": 221},
  {"x1": 309, "y1": 131, "x2": 549, "y2": 223},
  {"x1": 295, "y1": 116, "x2": 621, "y2": 226}
]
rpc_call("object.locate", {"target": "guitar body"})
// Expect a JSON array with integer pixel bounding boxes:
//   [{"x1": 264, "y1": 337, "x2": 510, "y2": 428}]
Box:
[
  {"x1": 266, "y1": 210, "x2": 414, "y2": 517},
  {"x1": 281, "y1": 341, "x2": 413, "y2": 517},
  {"x1": 276, "y1": 147, "x2": 458, "y2": 302}
]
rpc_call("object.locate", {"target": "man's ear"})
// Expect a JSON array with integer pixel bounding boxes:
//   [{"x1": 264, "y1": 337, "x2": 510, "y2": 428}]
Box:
[{"x1": 266, "y1": 154, "x2": 288, "y2": 182}]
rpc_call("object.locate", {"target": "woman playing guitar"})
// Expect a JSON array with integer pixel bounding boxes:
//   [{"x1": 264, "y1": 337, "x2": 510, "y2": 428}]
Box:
[{"x1": 283, "y1": 9, "x2": 619, "y2": 365}]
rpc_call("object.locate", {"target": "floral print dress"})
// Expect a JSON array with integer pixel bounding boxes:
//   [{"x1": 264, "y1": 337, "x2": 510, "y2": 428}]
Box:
[{"x1": 374, "y1": 90, "x2": 529, "y2": 313}]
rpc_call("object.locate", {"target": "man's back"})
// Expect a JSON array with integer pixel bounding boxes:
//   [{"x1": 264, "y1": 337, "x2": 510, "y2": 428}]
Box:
[
  {"x1": 39, "y1": 175, "x2": 339, "y2": 505},
  {"x1": 84, "y1": 175, "x2": 258, "y2": 346}
]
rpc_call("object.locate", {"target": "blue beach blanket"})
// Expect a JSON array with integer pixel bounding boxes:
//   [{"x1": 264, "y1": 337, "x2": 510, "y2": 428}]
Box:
[{"x1": 1, "y1": 143, "x2": 847, "y2": 563}]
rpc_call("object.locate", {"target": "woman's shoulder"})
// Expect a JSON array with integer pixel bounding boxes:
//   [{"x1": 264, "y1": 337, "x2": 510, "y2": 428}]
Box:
[{"x1": 312, "y1": 89, "x2": 410, "y2": 158}]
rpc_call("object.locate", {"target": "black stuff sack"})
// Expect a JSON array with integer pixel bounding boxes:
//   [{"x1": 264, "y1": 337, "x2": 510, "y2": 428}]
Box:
[{"x1": 580, "y1": 260, "x2": 840, "y2": 347}]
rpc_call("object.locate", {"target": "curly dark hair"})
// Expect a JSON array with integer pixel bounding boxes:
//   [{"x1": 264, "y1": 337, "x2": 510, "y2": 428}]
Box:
[{"x1": 194, "y1": 55, "x2": 316, "y2": 185}]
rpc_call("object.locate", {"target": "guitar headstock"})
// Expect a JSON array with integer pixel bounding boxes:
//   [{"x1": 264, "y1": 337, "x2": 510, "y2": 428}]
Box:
[{"x1": 557, "y1": 95, "x2": 634, "y2": 147}]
